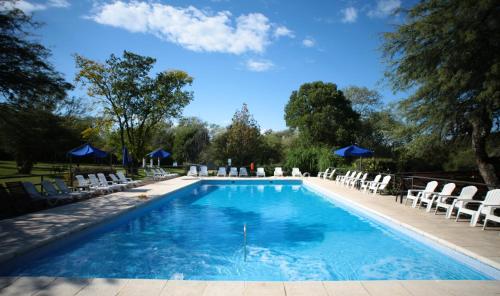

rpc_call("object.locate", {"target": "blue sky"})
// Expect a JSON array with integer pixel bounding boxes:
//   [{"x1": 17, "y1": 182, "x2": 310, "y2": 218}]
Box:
[{"x1": 13, "y1": 0, "x2": 410, "y2": 130}]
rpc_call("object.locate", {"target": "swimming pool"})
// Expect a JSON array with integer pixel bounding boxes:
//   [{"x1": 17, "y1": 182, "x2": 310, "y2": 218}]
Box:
[{"x1": 0, "y1": 180, "x2": 497, "y2": 280}]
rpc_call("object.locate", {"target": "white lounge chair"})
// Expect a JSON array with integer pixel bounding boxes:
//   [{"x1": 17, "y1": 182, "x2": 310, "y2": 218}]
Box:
[
  {"x1": 292, "y1": 168, "x2": 302, "y2": 177},
  {"x1": 368, "y1": 175, "x2": 391, "y2": 195},
  {"x1": 318, "y1": 168, "x2": 330, "y2": 178},
  {"x1": 361, "y1": 174, "x2": 381, "y2": 192},
  {"x1": 405, "y1": 181, "x2": 438, "y2": 207},
  {"x1": 345, "y1": 172, "x2": 362, "y2": 187},
  {"x1": 274, "y1": 167, "x2": 283, "y2": 177},
  {"x1": 455, "y1": 189, "x2": 500, "y2": 227},
  {"x1": 109, "y1": 173, "x2": 133, "y2": 188},
  {"x1": 54, "y1": 178, "x2": 92, "y2": 198},
  {"x1": 342, "y1": 171, "x2": 357, "y2": 185},
  {"x1": 187, "y1": 166, "x2": 198, "y2": 177},
  {"x1": 342, "y1": 171, "x2": 358, "y2": 186},
  {"x1": 418, "y1": 183, "x2": 456, "y2": 212},
  {"x1": 229, "y1": 167, "x2": 238, "y2": 177},
  {"x1": 239, "y1": 167, "x2": 248, "y2": 177},
  {"x1": 159, "y1": 168, "x2": 178, "y2": 178},
  {"x1": 483, "y1": 204, "x2": 500, "y2": 230},
  {"x1": 335, "y1": 170, "x2": 349, "y2": 183},
  {"x1": 76, "y1": 175, "x2": 109, "y2": 194},
  {"x1": 23, "y1": 182, "x2": 66, "y2": 205},
  {"x1": 434, "y1": 185, "x2": 478, "y2": 218},
  {"x1": 40, "y1": 181, "x2": 76, "y2": 204},
  {"x1": 324, "y1": 169, "x2": 336, "y2": 180},
  {"x1": 350, "y1": 172, "x2": 367, "y2": 189},
  {"x1": 217, "y1": 167, "x2": 227, "y2": 177},
  {"x1": 256, "y1": 167, "x2": 266, "y2": 177},
  {"x1": 116, "y1": 171, "x2": 142, "y2": 186},
  {"x1": 88, "y1": 174, "x2": 115, "y2": 193},
  {"x1": 97, "y1": 173, "x2": 125, "y2": 191},
  {"x1": 199, "y1": 166, "x2": 209, "y2": 177}
]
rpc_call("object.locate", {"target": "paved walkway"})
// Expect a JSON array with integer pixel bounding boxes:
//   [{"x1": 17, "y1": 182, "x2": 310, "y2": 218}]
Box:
[
  {"x1": 1, "y1": 177, "x2": 499, "y2": 295},
  {"x1": 1, "y1": 277, "x2": 500, "y2": 296}
]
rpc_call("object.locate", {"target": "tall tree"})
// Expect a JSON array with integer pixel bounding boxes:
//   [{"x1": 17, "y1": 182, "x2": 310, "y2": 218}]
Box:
[
  {"x1": 382, "y1": 0, "x2": 500, "y2": 185},
  {"x1": 284, "y1": 81, "x2": 360, "y2": 146},
  {"x1": 172, "y1": 117, "x2": 209, "y2": 163},
  {"x1": 343, "y1": 86, "x2": 382, "y2": 119},
  {"x1": 0, "y1": 3, "x2": 74, "y2": 173},
  {"x1": 211, "y1": 104, "x2": 263, "y2": 166},
  {"x1": 75, "y1": 51, "x2": 193, "y2": 165}
]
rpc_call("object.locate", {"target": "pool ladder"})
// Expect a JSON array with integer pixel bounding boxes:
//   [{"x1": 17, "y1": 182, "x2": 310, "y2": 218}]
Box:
[{"x1": 243, "y1": 223, "x2": 247, "y2": 262}]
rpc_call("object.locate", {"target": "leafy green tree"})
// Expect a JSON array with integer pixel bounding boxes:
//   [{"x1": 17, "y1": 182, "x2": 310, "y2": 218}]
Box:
[
  {"x1": 0, "y1": 3, "x2": 74, "y2": 173},
  {"x1": 284, "y1": 81, "x2": 360, "y2": 146},
  {"x1": 260, "y1": 130, "x2": 284, "y2": 164},
  {"x1": 0, "y1": 2, "x2": 72, "y2": 106},
  {"x1": 75, "y1": 51, "x2": 193, "y2": 165},
  {"x1": 172, "y1": 117, "x2": 209, "y2": 163},
  {"x1": 382, "y1": 0, "x2": 500, "y2": 185},
  {"x1": 210, "y1": 104, "x2": 263, "y2": 166},
  {"x1": 343, "y1": 86, "x2": 382, "y2": 119}
]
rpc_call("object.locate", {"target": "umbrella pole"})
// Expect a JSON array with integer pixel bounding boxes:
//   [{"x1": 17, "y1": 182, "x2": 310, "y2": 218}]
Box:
[{"x1": 69, "y1": 155, "x2": 72, "y2": 187}]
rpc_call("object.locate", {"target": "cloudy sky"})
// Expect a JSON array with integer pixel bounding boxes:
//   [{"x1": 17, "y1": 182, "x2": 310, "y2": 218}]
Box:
[{"x1": 11, "y1": 0, "x2": 411, "y2": 130}]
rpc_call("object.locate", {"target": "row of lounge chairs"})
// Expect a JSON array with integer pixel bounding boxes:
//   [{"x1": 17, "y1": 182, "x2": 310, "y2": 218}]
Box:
[
  {"x1": 144, "y1": 168, "x2": 178, "y2": 180},
  {"x1": 318, "y1": 168, "x2": 392, "y2": 195},
  {"x1": 405, "y1": 181, "x2": 500, "y2": 229},
  {"x1": 75, "y1": 172, "x2": 143, "y2": 194},
  {"x1": 186, "y1": 166, "x2": 304, "y2": 177},
  {"x1": 0, "y1": 178, "x2": 91, "y2": 219},
  {"x1": 320, "y1": 167, "x2": 500, "y2": 230}
]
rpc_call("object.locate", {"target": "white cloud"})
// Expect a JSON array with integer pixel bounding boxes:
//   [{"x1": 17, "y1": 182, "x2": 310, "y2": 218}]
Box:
[
  {"x1": 1, "y1": 0, "x2": 70, "y2": 13},
  {"x1": 341, "y1": 7, "x2": 358, "y2": 23},
  {"x1": 89, "y1": 1, "x2": 292, "y2": 55},
  {"x1": 47, "y1": 0, "x2": 70, "y2": 8},
  {"x1": 368, "y1": 0, "x2": 401, "y2": 18},
  {"x1": 302, "y1": 38, "x2": 315, "y2": 48},
  {"x1": 245, "y1": 59, "x2": 274, "y2": 72},
  {"x1": 274, "y1": 25, "x2": 294, "y2": 38}
]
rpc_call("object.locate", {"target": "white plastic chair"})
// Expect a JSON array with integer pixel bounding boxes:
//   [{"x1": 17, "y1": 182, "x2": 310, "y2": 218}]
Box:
[
  {"x1": 217, "y1": 167, "x2": 226, "y2": 177},
  {"x1": 361, "y1": 174, "x2": 381, "y2": 192},
  {"x1": 229, "y1": 167, "x2": 238, "y2": 177},
  {"x1": 455, "y1": 189, "x2": 500, "y2": 227},
  {"x1": 317, "y1": 168, "x2": 330, "y2": 178},
  {"x1": 239, "y1": 167, "x2": 248, "y2": 177},
  {"x1": 187, "y1": 166, "x2": 198, "y2": 177},
  {"x1": 256, "y1": 167, "x2": 266, "y2": 177},
  {"x1": 419, "y1": 183, "x2": 456, "y2": 212},
  {"x1": 324, "y1": 169, "x2": 336, "y2": 180},
  {"x1": 368, "y1": 175, "x2": 391, "y2": 195},
  {"x1": 292, "y1": 168, "x2": 302, "y2": 177},
  {"x1": 274, "y1": 167, "x2": 283, "y2": 177},
  {"x1": 335, "y1": 171, "x2": 350, "y2": 183},
  {"x1": 434, "y1": 186, "x2": 478, "y2": 218},
  {"x1": 199, "y1": 166, "x2": 209, "y2": 177},
  {"x1": 405, "y1": 181, "x2": 439, "y2": 207}
]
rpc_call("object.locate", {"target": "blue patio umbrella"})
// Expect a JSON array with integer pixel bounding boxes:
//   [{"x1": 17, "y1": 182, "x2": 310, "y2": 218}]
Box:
[
  {"x1": 148, "y1": 148, "x2": 171, "y2": 167},
  {"x1": 122, "y1": 146, "x2": 130, "y2": 167},
  {"x1": 148, "y1": 148, "x2": 171, "y2": 159},
  {"x1": 68, "y1": 143, "x2": 108, "y2": 158},
  {"x1": 334, "y1": 145, "x2": 374, "y2": 170},
  {"x1": 67, "y1": 143, "x2": 109, "y2": 182},
  {"x1": 334, "y1": 145, "x2": 374, "y2": 157}
]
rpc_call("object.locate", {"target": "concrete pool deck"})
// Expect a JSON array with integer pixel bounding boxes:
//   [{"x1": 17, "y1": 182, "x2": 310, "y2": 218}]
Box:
[{"x1": 0, "y1": 176, "x2": 499, "y2": 295}]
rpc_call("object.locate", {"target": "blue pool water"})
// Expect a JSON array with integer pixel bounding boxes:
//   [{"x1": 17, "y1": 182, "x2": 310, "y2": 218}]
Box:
[{"x1": 0, "y1": 180, "x2": 494, "y2": 280}]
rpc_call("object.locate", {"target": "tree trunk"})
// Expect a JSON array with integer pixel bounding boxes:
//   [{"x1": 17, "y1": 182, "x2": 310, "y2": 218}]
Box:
[{"x1": 470, "y1": 116, "x2": 498, "y2": 187}]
